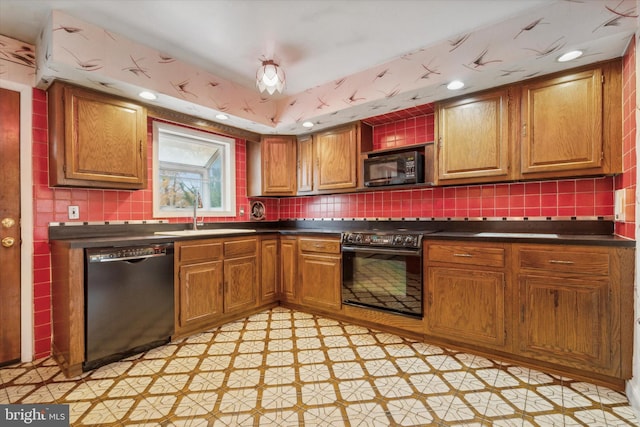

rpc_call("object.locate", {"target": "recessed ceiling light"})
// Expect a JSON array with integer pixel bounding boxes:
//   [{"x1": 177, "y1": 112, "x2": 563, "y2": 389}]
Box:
[
  {"x1": 138, "y1": 91, "x2": 157, "y2": 100},
  {"x1": 215, "y1": 113, "x2": 229, "y2": 120},
  {"x1": 302, "y1": 121, "x2": 314, "y2": 128},
  {"x1": 557, "y1": 50, "x2": 583, "y2": 62},
  {"x1": 447, "y1": 80, "x2": 464, "y2": 90}
]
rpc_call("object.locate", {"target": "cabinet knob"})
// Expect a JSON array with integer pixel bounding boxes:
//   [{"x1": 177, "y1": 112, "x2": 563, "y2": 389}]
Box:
[
  {"x1": 1, "y1": 217, "x2": 15, "y2": 228},
  {"x1": 2, "y1": 237, "x2": 15, "y2": 248}
]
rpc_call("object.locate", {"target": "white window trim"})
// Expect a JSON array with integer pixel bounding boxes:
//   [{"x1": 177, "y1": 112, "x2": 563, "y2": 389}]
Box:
[{"x1": 152, "y1": 121, "x2": 236, "y2": 218}]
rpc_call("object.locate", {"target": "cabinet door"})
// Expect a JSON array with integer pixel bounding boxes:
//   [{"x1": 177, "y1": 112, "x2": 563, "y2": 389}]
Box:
[
  {"x1": 224, "y1": 255, "x2": 258, "y2": 313},
  {"x1": 299, "y1": 253, "x2": 341, "y2": 311},
  {"x1": 437, "y1": 88, "x2": 511, "y2": 183},
  {"x1": 260, "y1": 239, "x2": 279, "y2": 304},
  {"x1": 178, "y1": 261, "x2": 223, "y2": 330},
  {"x1": 426, "y1": 267, "x2": 506, "y2": 348},
  {"x1": 517, "y1": 274, "x2": 610, "y2": 371},
  {"x1": 262, "y1": 135, "x2": 297, "y2": 195},
  {"x1": 520, "y1": 69, "x2": 603, "y2": 176},
  {"x1": 297, "y1": 136, "x2": 314, "y2": 193},
  {"x1": 315, "y1": 125, "x2": 357, "y2": 190},
  {"x1": 48, "y1": 82, "x2": 147, "y2": 189},
  {"x1": 279, "y1": 238, "x2": 297, "y2": 303}
]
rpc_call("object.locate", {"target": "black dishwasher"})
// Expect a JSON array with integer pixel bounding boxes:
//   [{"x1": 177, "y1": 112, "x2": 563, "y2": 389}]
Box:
[{"x1": 84, "y1": 243, "x2": 174, "y2": 371}]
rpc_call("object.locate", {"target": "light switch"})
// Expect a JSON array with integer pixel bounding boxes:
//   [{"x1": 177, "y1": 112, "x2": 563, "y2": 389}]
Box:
[{"x1": 68, "y1": 205, "x2": 80, "y2": 220}]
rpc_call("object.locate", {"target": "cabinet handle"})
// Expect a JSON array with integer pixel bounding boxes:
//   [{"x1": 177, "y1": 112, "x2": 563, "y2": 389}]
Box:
[
  {"x1": 522, "y1": 123, "x2": 527, "y2": 137},
  {"x1": 548, "y1": 260, "x2": 574, "y2": 265},
  {"x1": 453, "y1": 253, "x2": 472, "y2": 258}
]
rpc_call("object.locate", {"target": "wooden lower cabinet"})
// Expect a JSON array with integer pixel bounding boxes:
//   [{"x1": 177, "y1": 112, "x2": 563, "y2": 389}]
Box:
[
  {"x1": 513, "y1": 244, "x2": 634, "y2": 381},
  {"x1": 298, "y1": 237, "x2": 342, "y2": 312},
  {"x1": 224, "y1": 255, "x2": 257, "y2": 313},
  {"x1": 260, "y1": 237, "x2": 279, "y2": 304},
  {"x1": 421, "y1": 240, "x2": 634, "y2": 390},
  {"x1": 279, "y1": 236, "x2": 298, "y2": 303},
  {"x1": 424, "y1": 241, "x2": 510, "y2": 350},
  {"x1": 175, "y1": 236, "x2": 260, "y2": 337},
  {"x1": 178, "y1": 260, "x2": 223, "y2": 330}
]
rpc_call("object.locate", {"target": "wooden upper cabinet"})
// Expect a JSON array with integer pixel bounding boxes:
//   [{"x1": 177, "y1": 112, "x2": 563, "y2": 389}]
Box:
[
  {"x1": 521, "y1": 68, "x2": 603, "y2": 176},
  {"x1": 314, "y1": 124, "x2": 358, "y2": 191},
  {"x1": 48, "y1": 81, "x2": 147, "y2": 189},
  {"x1": 297, "y1": 136, "x2": 314, "y2": 193},
  {"x1": 261, "y1": 135, "x2": 297, "y2": 195},
  {"x1": 436, "y1": 88, "x2": 512, "y2": 184}
]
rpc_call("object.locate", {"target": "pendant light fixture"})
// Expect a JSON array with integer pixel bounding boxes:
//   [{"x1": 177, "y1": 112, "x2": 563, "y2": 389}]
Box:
[{"x1": 256, "y1": 59, "x2": 285, "y2": 94}]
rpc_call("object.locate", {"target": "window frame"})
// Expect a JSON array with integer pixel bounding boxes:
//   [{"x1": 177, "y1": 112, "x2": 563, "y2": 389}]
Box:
[{"x1": 152, "y1": 121, "x2": 236, "y2": 218}]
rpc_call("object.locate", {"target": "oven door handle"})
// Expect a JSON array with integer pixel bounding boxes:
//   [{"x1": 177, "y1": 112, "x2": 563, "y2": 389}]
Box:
[{"x1": 341, "y1": 246, "x2": 422, "y2": 257}]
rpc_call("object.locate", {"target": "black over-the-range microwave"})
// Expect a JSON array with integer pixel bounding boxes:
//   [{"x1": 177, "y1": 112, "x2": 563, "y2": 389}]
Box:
[{"x1": 363, "y1": 150, "x2": 425, "y2": 187}]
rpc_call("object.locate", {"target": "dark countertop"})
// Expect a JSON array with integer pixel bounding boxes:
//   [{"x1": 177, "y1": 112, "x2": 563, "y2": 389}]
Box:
[{"x1": 49, "y1": 219, "x2": 635, "y2": 248}]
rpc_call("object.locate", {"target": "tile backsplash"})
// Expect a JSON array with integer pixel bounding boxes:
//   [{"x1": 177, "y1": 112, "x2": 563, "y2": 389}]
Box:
[{"x1": 278, "y1": 177, "x2": 615, "y2": 221}]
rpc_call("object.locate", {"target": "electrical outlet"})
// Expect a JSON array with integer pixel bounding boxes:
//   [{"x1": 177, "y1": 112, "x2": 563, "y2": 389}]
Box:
[
  {"x1": 68, "y1": 205, "x2": 79, "y2": 220},
  {"x1": 614, "y1": 189, "x2": 626, "y2": 222}
]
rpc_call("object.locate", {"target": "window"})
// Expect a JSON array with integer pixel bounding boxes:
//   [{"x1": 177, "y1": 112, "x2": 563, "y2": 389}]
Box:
[{"x1": 153, "y1": 121, "x2": 236, "y2": 218}]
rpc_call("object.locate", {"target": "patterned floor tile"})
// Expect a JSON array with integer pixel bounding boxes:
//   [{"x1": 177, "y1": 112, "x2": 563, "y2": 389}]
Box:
[{"x1": 1, "y1": 307, "x2": 638, "y2": 426}]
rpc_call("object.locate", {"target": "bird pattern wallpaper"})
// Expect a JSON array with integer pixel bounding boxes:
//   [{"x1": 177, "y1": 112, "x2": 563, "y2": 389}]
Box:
[{"x1": 8, "y1": 0, "x2": 636, "y2": 135}]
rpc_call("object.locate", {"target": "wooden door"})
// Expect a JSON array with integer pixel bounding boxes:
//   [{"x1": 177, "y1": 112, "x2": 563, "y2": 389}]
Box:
[
  {"x1": 426, "y1": 267, "x2": 506, "y2": 348},
  {"x1": 261, "y1": 135, "x2": 297, "y2": 195},
  {"x1": 518, "y1": 274, "x2": 610, "y2": 371},
  {"x1": 297, "y1": 136, "x2": 314, "y2": 193},
  {"x1": 315, "y1": 125, "x2": 357, "y2": 191},
  {"x1": 520, "y1": 69, "x2": 603, "y2": 176},
  {"x1": 0, "y1": 87, "x2": 21, "y2": 364},
  {"x1": 437, "y1": 88, "x2": 511, "y2": 183},
  {"x1": 260, "y1": 239, "x2": 279, "y2": 304},
  {"x1": 178, "y1": 261, "x2": 223, "y2": 330},
  {"x1": 299, "y1": 253, "x2": 341, "y2": 311},
  {"x1": 224, "y1": 256, "x2": 257, "y2": 313},
  {"x1": 279, "y1": 238, "x2": 297, "y2": 303}
]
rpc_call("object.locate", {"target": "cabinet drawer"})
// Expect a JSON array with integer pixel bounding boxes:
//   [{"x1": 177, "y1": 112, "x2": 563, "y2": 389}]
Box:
[
  {"x1": 299, "y1": 238, "x2": 341, "y2": 254},
  {"x1": 518, "y1": 248, "x2": 610, "y2": 276},
  {"x1": 224, "y1": 238, "x2": 258, "y2": 258},
  {"x1": 180, "y1": 242, "x2": 223, "y2": 263},
  {"x1": 427, "y1": 244, "x2": 505, "y2": 268}
]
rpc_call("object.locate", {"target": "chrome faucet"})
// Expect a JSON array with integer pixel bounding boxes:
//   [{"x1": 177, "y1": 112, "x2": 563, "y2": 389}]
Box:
[{"x1": 192, "y1": 190, "x2": 202, "y2": 230}]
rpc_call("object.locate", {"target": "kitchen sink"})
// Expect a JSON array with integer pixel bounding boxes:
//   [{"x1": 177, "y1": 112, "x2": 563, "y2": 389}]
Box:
[
  {"x1": 473, "y1": 232, "x2": 559, "y2": 238},
  {"x1": 155, "y1": 229, "x2": 256, "y2": 237}
]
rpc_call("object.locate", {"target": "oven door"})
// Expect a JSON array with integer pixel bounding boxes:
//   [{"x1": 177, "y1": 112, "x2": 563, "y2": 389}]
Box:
[{"x1": 342, "y1": 246, "x2": 423, "y2": 318}]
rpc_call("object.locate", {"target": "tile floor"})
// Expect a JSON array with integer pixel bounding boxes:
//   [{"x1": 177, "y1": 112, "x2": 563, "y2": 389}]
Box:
[{"x1": 1, "y1": 307, "x2": 639, "y2": 426}]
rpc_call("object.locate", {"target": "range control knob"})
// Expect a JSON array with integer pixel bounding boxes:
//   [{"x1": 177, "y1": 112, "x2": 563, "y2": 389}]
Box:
[
  {"x1": 354, "y1": 234, "x2": 364, "y2": 243},
  {"x1": 405, "y1": 236, "x2": 417, "y2": 246}
]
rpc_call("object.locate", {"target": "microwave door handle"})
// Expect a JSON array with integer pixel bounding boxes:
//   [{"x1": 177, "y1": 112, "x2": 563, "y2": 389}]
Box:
[
  {"x1": 341, "y1": 246, "x2": 422, "y2": 256},
  {"x1": 366, "y1": 177, "x2": 391, "y2": 184}
]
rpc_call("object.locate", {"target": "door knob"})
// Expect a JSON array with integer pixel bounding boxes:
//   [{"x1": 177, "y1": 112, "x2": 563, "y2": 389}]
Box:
[
  {"x1": 2, "y1": 237, "x2": 15, "y2": 248},
  {"x1": 1, "y1": 217, "x2": 15, "y2": 228}
]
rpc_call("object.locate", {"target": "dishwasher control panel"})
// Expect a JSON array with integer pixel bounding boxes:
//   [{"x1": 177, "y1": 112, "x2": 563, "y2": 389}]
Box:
[{"x1": 87, "y1": 244, "x2": 171, "y2": 263}]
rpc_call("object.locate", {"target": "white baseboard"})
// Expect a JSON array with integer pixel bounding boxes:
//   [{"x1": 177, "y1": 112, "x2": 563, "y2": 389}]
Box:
[{"x1": 626, "y1": 380, "x2": 640, "y2": 419}]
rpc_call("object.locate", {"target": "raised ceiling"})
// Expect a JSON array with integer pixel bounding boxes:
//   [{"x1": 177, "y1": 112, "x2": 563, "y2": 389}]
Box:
[{"x1": 0, "y1": 0, "x2": 636, "y2": 135}]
